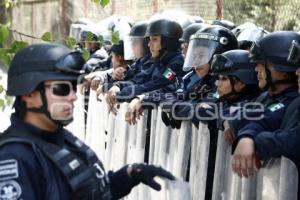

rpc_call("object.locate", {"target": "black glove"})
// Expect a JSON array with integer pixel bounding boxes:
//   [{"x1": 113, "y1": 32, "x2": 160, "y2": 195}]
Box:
[
  {"x1": 130, "y1": 163, "x2": 175, "y2": 191},
  {"x1": 161, "y1": 111, "x2": 182, "y2": 129}
]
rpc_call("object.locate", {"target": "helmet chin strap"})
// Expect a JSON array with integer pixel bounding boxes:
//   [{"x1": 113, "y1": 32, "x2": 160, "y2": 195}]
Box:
[{"x1": 27, "y1": 86, "x2": 73, "y2": 128}]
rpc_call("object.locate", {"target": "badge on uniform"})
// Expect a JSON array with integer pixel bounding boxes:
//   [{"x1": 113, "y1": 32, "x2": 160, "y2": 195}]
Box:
[
  {"x1": 163, "y1": 68, "x2": 176, "y2": 81},
  {"x1": 0, "y1": 180, "x2": 22, "y2": 200},
  {"x1": 267, "y1": 102, "x2": 285, "y2": 112}
]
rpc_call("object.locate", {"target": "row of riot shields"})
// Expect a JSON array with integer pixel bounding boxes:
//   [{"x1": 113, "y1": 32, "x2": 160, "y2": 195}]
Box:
[{"x1": 67, "y1": 89, "x2": 298, "y2": 200}]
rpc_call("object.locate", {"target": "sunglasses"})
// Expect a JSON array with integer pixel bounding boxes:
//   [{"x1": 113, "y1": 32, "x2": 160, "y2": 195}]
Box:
[{"x1": 44, "y1": 81, "x2": 77, "y2": 96}]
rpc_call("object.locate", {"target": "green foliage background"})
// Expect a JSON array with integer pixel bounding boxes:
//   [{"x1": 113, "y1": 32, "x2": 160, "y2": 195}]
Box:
[{"x1": 224, "y1": 0, "x2": 300, "y2": 31}]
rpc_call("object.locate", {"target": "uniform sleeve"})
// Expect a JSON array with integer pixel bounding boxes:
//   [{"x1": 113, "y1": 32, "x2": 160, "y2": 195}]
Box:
[
  {"x1": 236, "y1": 106, "x2": 286, "y2": 141},
  {"x1": 0, "y1": 145, "x2": 45, "y2": 200},
  {"x1": 254, "y1": 127, "x2": 300, "y2": 162},
  {"x1": 116, "y1": 57, "x2": 184, "y2": 102}
]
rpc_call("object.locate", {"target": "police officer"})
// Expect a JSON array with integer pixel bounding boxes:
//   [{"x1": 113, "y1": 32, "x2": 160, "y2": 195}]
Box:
[
  {"x1": 161, "y1": 25, "x2": 239, "y2": 129},
  {"x1": 194, "y1": 50, "x2": 260, "y2": 130},
  {"x1": 105, "y1": 18, "x2": 185, "y2": 119},
  {"x1": 0, "y1": 43, "x2": 174, "y2": 200},
  {"x1": 231, "y1": 31, "x2": 300, "y2": 177},
  {"x1": 239, "y1": 39, "x2": 300, "y2": 198}
]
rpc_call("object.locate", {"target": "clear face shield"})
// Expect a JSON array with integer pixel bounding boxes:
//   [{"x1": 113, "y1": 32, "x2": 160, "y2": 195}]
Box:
[
  {"x1": 183, "y1": 33, "x2": 219, "y2": 71},
  {"x1": 124, "y1": 35, "x2": 144, "y2": 60}
]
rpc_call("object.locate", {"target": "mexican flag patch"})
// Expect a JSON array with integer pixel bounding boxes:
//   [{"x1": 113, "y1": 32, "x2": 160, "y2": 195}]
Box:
[
  {"x1": 267, "y1": 102, "x2": 285, "y2": 112},
  {"x1": 163, "y1": 68, "x2": 176, "y2": 81}
]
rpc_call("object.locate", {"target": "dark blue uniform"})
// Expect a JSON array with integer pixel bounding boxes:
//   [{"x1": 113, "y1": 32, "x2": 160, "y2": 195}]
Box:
[
  {"x1": 141, "y1": 69, "x2": 202, "y2": 104},
  {"x1": 233, "y1": 86, "x2": 298, "y2": 143},
  {"x1": 115, "y1": 52, "x2": 185, "y2": 102},
  {"x1": 102, "y1": 55, "x2": 153, "y2": 93},
  {"x1": 254, "y1": 96, "x2": 300, "y2": 199},
  {"x1": 0, "y1": 114, "x2": 137, "y2": 200}
]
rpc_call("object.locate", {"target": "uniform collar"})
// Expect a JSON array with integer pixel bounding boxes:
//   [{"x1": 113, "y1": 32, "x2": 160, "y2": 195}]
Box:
[{"x1": 10, "y1": 113, "x2": 65, "y2": 146}]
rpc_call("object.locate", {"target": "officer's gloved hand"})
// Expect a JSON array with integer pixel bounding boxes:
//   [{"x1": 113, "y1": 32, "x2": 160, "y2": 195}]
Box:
[
  {"x1": 161, "y1": 111, "x2": 182, "y2": 129},
  {"x1": 129, "y1": 163, "x2": 175, "y2": 191}
]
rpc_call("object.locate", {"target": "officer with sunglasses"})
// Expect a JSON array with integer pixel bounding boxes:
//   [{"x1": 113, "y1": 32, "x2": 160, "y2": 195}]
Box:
[
  {"x1": 230, "y1": 31, "x2": 300, "y2": 178},
  {"x1": 193, "y1": 50, "x2": 260, "y2": 134},
  {"x1": 0, "y1": 43, "x2": 175, "y2": 200}
]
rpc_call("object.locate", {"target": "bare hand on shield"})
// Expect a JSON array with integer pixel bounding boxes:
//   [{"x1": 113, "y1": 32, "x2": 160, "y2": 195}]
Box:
[
  {"x1": 112, "y1": 67, "x2": 126, "y2": 81},
  {"x1": 90, "y1": 76, "x2": 103, "y2": 91},
  {"x1": 125, "y1": 98, "x2": 143, "y2": 125},
  {"x1": 232, "y1": 137, "x2": 261, "y2": 177},
  {"x1": 105, "y1": 86, "x2": 120, "y2": 115}
]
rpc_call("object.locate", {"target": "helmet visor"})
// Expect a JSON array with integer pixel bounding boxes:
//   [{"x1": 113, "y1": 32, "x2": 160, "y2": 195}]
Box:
[
  {"x1": 287, "y1": 40, "x2": 300, "y2": 64},
  {"x1": 211, "y1": 54, "x2": 234, "y2": 74},
  {"x1": 124, "y1": 35, "x2": 144, "y2": 60},
  {"x1": 56, "y1": 51, "x2": 85, "y2": 75},
  {"x1": 183, "y1": 35, "x2": 219, "y2": 71}
]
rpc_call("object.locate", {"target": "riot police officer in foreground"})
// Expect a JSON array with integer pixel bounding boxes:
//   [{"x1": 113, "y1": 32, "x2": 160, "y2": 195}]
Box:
[{"x1": 0, "y1": 43, "x2": 174, "y2": 200}]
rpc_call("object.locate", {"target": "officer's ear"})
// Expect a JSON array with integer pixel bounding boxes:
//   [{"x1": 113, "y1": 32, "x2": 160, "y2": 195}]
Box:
[
  {"x1": 234, "y1": 80, "x2": 246, "y2": 92},
  {"x1": 21, "y1": 91, "x2": 41, "y2": 108}
]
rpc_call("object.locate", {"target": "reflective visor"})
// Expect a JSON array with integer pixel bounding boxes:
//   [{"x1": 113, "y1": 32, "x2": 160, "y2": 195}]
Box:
[
  {"x1": 183, "y1": 33, "x2": 219, "y2": 71},
  {"x1": 211, "y1": 54, "x2": 234, "y2": 74},
  {"x1": 287, "y1": 40, "x2": 300, "y2": 64},
  {"x1": 55, "y1": 51, "x2": 86, "y2": 75}
]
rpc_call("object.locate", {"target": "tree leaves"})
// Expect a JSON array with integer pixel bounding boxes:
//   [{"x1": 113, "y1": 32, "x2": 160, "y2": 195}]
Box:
[
  {"x1": 41, "y1": 32, "x2": 52, "y2": 42},
  {"x1": 82, "y1": 50, "x2": 90, "y2": 61},
  {"x1": 111, "y1": 31, "x2": 120, "y2": 44},
  {"x1": 0, "y1": 24, "x2": 10, "y2": 44},
  {"x1": 91, "y1": 0, "x2": 110, "y2": 7},
  {"x1": 65, "y1": 37, "x2": 77, "y2": 49}
]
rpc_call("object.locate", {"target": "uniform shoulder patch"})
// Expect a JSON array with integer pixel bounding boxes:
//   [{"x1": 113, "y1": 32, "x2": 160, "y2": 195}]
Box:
[
  {"x1": 0, "y1": 180, "x2": 22, "y2": 200},
  {"x1": 163, "y1": 68, "x2": 176, "y2": 81},
  {"x1": 267, "y1": 102, "x2": 285, "y2": 112},
  {"x1": 0, "y1": 160, "x2": 18, "y2": 181}
]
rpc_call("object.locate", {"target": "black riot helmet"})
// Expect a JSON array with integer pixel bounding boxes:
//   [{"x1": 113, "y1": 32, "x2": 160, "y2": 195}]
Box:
[
  {"x1": 7, "y1": 43, "x2": 85, "y2": 96},
  {"x1": 249, "y1": 31, "x2": 300, "y2": 72},
  {"x1": 124, "y1": 21, "x2": 150, "y2": 60},
  {"x1": 211, "y1": 50, "x2": 258, "y2": 85},
  {"x1": 145, "y1": 18, "x2": 183, "y2": 52},
  {"x1": 183, "y1": 25, "x2": 238, "y2": 71},
  {"x1": 287, "y1": 40, "x2": 300, "y2": 65},
  {"x1": 8, "y1": 43, "x2": 85, "y2": 126},
  {"x1": 179, "y1": 23, "x2": 208, "y2": 43},
  {"x1": 237, "y1": 27, "x2": 269, "y2": 50},
  {"x1": 212, "y1": 19, "x2": 236, "y2": 30}
]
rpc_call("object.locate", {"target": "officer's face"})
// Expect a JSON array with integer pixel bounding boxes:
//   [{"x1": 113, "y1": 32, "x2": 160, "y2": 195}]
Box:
[
  {"x1": 44, "y1": 80, "x2": 77, "y2": 123},
  {"x1": 22, "y1": 80, "x2": 77, "y2": 131},
  {"x1": 255, "y1": 63, "x2": 267, "y2": 89},
  {"x1": 148, "y1": 35, "x2": 162, "y2": 58},
  {"x1": 195, "y1": 64, "x2": 210, "y2": 77},
  {"x1": 215, "y1": 75, "x2": 245, "y2": 97},
  {"x1": 84, "y1": 41, "x2": 98, "y2": 51},
  {"x1": 111, "y1": 52, "x2": 122, "y2": 69},
  {"x1": 296, "y1": 68, "x2": 300, "y2": 93}
]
